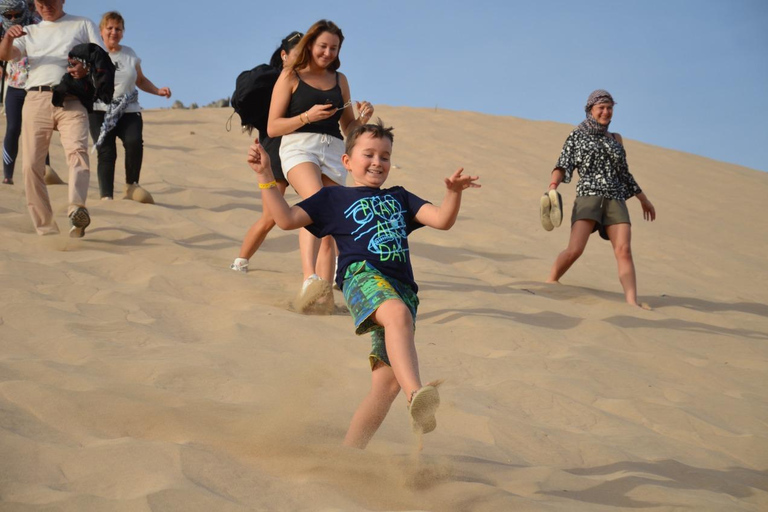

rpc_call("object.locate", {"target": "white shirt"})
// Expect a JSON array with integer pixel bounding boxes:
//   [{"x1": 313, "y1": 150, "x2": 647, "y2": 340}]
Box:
[
  {"x1": 93, "y1": 45, "x2": 142, "y2": 113},
  {"x1": 12, "y1": 13, "x2": 102, "y2": 89}
]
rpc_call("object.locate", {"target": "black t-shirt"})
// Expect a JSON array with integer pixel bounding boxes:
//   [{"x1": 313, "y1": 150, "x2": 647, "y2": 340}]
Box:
[{"x1": 297, "y1": 186, "x2": 429, "y2": 291}]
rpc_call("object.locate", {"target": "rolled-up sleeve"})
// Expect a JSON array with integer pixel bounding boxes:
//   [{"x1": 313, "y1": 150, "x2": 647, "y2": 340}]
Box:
[
  {"x1": 555, "y1": 131, "x2": 579, "y2": 184},
  {"x1": 621, "y1": 165, "x2": 643, "y2": 198}
]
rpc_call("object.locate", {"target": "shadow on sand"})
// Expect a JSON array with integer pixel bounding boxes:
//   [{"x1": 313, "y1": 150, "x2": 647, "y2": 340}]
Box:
[{"x1": 540, "y1": 459, "x2": 768, "y2": 508}]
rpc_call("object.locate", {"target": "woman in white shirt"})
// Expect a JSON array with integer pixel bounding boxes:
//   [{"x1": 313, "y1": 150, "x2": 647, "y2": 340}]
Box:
[{"x1": 89, "y1": 11, "x2": 171, "y2": 202}]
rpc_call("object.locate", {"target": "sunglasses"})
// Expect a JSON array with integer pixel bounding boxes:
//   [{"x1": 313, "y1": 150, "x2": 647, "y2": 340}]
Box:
[{"x1": 3, "y1": 11, "x2": 23, "y2": 19}]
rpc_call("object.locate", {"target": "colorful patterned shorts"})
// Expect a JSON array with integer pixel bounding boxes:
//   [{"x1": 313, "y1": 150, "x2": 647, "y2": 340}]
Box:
[{"x1": 342, "y1": 261, "x2": 419, "y2": 369}]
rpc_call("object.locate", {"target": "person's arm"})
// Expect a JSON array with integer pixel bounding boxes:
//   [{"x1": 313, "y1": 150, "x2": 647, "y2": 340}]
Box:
[
  {"x1": 267, "y1": 69, "x2": 335, "y2": 138},
  {"x1": 0, "y1": 25, "x2": 24, "y2": 61},
  {"x1": 548, "y1": 132, "x2": 578, "y2": 190},
  {"x1": 635, "y1": 192, "x2": 656, "y2": 221},
  {"x1": 413, "y1": 168, "x2": 480, "y2": 230},
  {"x1": 85, "y1": 19, "x2": 105, "y2": 49},
  {"x1": 613, "y1": 132, "x2": 655, "y2": 221},
  {"x1": 247, "y1": 140, "x2": 312, "y2": 229},
  {"x1": 337, "y1": 72, "x2": 373, "y2": 136},
  {"x1": 135, "y1": 62, "x2": 171, "y2": 98},
  {"x1": 549, "y1": 168, "x2": 565, "y2": 190}
]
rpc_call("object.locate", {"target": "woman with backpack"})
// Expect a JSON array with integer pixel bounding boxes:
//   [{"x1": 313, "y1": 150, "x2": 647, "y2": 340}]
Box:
[
  {"x1": 230, "y1": 30, "x2": 303, "y2": 274},
  {"x1": 267, "y1": 20, "x2": 374, "y2": 312}
]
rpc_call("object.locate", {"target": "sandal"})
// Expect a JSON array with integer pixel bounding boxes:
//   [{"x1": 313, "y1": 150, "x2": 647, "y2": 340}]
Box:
[
  {"x1": 2, "y1": 177, "x2": 12, "y2": 185},
  {"x1": 548, "y1": 189, "x2": 563, "y2": 227},
  {"x1": 408, "y1": 384, "x2": 441, "y2": 434},
  {"x1": 540, "y1": 193, "x2": 554, "y2": 231}
]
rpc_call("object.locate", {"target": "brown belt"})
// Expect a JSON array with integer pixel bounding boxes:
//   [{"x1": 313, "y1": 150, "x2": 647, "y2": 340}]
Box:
[{"x1": 28, "y1": 86, "x2": 53, "y2": 92}]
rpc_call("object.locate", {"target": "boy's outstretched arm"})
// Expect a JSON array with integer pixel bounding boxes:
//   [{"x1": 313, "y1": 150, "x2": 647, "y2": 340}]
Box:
[
  {"x1": 247, "y1": 141, "x2": 312, "y2": 230},
  {"x1": 414, "y1": 168, "x2": 480, "y2": 230}
]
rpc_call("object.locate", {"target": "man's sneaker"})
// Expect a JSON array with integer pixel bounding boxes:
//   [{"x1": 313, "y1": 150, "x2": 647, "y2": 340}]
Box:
[
  {"x1": 68, "y1": 206, "x2": 90, "y2": 238},
  {"x1": 230, "y1": 257, "x2": 249, "y2": 273}
]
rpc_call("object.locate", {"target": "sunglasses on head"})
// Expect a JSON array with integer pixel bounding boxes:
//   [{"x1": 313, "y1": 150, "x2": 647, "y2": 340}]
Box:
[
  {"x1": 287, "y1": 32, "x2": 303, "y2": 43},
  {"x1": 3, "y1": 11, "x2": 23, "y2": 19}
]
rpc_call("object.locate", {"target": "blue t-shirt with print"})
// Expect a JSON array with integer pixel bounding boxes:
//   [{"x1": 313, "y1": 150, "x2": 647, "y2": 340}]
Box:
[{"x1": 297, "y1": 186, "x2": 429, "y2": 292}]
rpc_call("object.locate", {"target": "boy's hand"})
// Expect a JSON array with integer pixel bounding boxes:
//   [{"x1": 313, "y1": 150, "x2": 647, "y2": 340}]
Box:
[
  {"x1": 247, "y1": 139, "x2": 272, "y2": 176},
  {"x1": 444, "y1": 168, "x2": 480, "y2": 192}
]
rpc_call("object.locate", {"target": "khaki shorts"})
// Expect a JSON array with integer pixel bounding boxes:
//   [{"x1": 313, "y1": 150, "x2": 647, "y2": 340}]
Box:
[{"x1": 571, "y1": 196, "x2": 630, "y2": 241}]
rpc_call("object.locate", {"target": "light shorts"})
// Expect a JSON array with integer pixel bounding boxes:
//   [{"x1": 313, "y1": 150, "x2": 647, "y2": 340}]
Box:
[
  {"x1": 342, "y1": 261, "x2": 419, "y2": 369},
  {"x1": 279, "y1": 132, "x2": 347, "y2": 186},
  {"x1": 571, "y1": 195, "x2": 631, "y2": 241}
]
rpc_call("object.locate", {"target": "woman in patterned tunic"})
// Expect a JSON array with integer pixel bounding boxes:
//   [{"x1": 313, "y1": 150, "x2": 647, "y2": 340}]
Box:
[{"x1": 546, "y1": 90, "x2": 656, "y2": 308}]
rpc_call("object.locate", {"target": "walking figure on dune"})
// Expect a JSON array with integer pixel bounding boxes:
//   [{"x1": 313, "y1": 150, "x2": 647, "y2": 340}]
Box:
[
  {"x1": 543, "y1": 89, "x2": 656, "y2": 308},
  {"x1": 89, "y1": 10, "x2": 172, "y2": 204},
  {"x1": 247, "y1": 120, "x2": 480, "y2": 449},
  {"x1": 267, "y1": 19, "x2": 374, "y2": 312},
  {"x1": 0, "y1": 0, "x2": 102, "y2": 237},
  {"x1": 230, "y1": 30, "x2": 303, "y2": 274}
]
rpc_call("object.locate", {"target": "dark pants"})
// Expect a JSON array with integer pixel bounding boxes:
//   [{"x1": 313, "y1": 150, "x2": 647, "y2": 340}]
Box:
[
  {"x1": 88, "y1": 111, "x2": 144, "y2": 198},
  {"x1": 3, "y1": 86, "x2": 49, "y2": 180}
]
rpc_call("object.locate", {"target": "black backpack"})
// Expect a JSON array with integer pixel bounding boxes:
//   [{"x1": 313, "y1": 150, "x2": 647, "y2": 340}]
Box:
[{"x1": 230, "y1": 64, "x2": 280, "y2": 131}]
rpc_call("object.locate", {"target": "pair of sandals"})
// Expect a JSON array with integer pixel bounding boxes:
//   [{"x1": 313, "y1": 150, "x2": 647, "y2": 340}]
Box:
[{"x1": 540, "y1": 189, "x2": 563, "y2": 231}]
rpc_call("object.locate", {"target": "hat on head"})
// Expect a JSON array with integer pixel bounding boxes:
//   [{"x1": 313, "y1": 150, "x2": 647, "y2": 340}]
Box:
[
  {"x1": 0, "y1": 0, "x2": 31, "y2": 31},
  {"x1": 585, "y1": 89, "x2": 616, "y2": 113}
]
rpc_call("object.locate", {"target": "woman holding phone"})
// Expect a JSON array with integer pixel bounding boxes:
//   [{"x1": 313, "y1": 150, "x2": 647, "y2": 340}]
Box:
[{"x1": 268, "y1": 19, "x2": 373, "y2": 311}]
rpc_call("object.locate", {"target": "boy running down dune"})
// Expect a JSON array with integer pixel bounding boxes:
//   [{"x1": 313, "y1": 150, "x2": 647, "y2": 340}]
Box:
[{"x1": 247, "y1": 119, "x2": 480, "y2": 448}]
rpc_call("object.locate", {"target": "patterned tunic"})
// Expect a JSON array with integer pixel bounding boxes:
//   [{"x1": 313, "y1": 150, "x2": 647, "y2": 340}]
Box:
[{"x1": 555, "y1": 129, "x2": 642, "y2": 200}]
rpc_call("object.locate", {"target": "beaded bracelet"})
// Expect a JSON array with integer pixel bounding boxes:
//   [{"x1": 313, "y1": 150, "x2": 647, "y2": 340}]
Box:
[{"x1": 259, "y1": 180, "x2": 278, "y2": 189}]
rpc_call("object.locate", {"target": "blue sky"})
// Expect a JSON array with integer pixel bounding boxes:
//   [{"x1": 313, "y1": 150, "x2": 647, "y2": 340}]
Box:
[{"x1": 70, "y1": 0, "x2": 767, "y2": 172}]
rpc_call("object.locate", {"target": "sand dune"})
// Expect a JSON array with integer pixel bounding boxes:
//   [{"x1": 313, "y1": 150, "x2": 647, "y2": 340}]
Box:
[{"x1": 1, "y1": 106, "x2": 766, "y2": 511}]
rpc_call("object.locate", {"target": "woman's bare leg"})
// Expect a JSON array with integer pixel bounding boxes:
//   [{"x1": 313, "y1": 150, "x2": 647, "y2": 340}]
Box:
[
  {"x1": 316, "y1": 236, "x2": 337, "y2": 282},
  {"x1": 604, "y1": 223, "x2": 640, "y2": 306},
  {"x1": 547, "y1": 219, "x2": 596, "y2": 283},
  {"x1": 287, "y1": 163, "x2": 327, "y2": 279},
  {"x1": 238, "y1": 181, "x2": 288, "y2": 260}
]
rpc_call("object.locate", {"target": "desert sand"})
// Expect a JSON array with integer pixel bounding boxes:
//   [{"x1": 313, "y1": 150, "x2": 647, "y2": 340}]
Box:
[{"x1": 1, "y1": 106, "x2": 766, "y2": 511}]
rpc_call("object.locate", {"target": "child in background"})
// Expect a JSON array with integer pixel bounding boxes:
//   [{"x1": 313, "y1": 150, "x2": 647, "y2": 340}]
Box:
[{"x1": 247, "y1": 119, "x2": 480, "y2": 448}]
